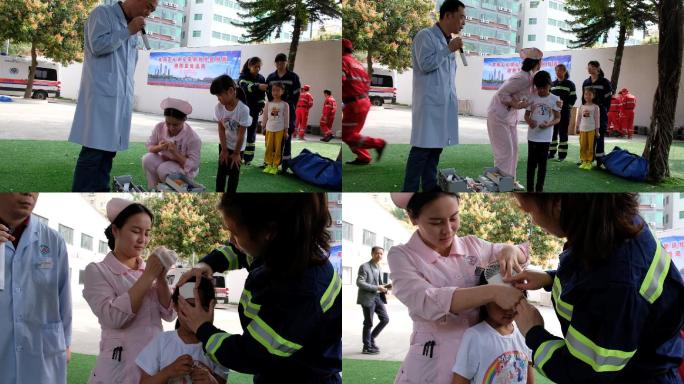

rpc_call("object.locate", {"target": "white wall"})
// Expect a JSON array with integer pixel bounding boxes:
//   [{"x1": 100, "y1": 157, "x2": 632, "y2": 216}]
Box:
[
  {"x1": 341, "y1": 194, "x2": 412, "y2": 305},
  {"x1": 60, "y1": 40, "x2": 342, "y2": 134},
  {"x1": 395, "y1": 44, "x2": 684, "y2": 128},
  {"x1": 33, "y1": 193, "x2": 111, "y2": 293}
]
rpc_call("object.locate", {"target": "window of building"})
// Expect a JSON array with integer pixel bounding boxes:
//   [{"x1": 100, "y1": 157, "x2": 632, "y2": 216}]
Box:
[
  {"x1": 383, "y1": 237, "x2": 394, "y2": 251},
  {"x1": 528, "y1": 18, "x2": 537, "y2": 25},
  {"x1": 81, "y1": 233, "x2": 93, "y2": 251},
  {"x1": 34, "y1": 214, "x2": 48, "y2": 226},
  {"x1": 195, "y1": 0, "x2": 203, "y2": 3},
  {"x1": 194, "y1": 13, "x2": 202, "y2": 20},
  {"x1": 342, "y1": 221, "x2": 353, "y2": 241},
  {"x1": 547, "y1": 35, "x2": 556, "y2": 43},
  {"x1": 192, "y1": 30, "x2": 201, "y2": 37},
  {"x1": 58, "y1": 224, "x2": 73, "y2": 245},
  {"x1": 362, "y1": 229, "x2": 376, "y2": 247},
  {"x1": 679, "y1": 211, "x2": 684, "y2": 220},
  {"x1": 99, "y1": 240, "x2": 109, "y2": 255},
  {"x1": 530, "y1": 1, "x2": 539, "y2": 8},
  {"x1": 528, "y1": 34, "x2": 536, "y2": 41}
]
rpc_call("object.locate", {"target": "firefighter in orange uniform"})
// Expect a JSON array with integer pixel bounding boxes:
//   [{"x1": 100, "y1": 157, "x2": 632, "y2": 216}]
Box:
[
  {"x1": 295, "y1": 84, "x2": 314, "y2": 140},
  {"x1": 342, "y1": 38, "x2": 386, "y2": 165},
  {"x1": 320, "y1": 89, "x2": 337, "y2": 142}
]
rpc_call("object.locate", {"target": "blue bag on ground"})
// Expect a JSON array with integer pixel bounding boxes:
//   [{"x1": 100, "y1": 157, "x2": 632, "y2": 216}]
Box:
[
  {"x1": 603, "y1": 146, "x2": 648, "y2": 182},
  {"x1": 289, "y1": 149, "x2": 342, "y2": 190}
]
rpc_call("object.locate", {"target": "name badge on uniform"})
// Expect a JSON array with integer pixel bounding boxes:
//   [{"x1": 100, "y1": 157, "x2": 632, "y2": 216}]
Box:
[{"x1": 37, "y1": 258, "x2": 54, "y2": 269}]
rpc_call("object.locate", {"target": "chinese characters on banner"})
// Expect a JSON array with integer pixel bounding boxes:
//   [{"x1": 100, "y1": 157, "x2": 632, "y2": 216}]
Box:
[
  {"x1": 481, "y1": 55, "x2": 572, "y2": 90},
  {"x1": 147, "y1": 50, "x2": 241, "y2": 89}
]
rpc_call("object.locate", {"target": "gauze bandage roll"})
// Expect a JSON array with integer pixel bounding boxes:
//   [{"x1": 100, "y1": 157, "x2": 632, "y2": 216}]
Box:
[{"x1": 150, "y1": 246, "x2": 178, "y2": 269}]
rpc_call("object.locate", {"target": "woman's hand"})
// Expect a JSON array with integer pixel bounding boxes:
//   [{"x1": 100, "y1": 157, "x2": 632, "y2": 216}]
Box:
[
  {"x1": 0, "y1": 224, "x2": 15, "y2": 244},
  {"x1": 496, "y1": 245, "x2": 524, "y2": 280},
  {"x1": 161, "y1": 354, "x2": 193, "y2": 380},
  {"x1": 178, "y1": 286, "x2": 216, "y2": 334},
  {"x1": 143, "y1": 252, "x2": 165, "y2": 280},
  {"x1": 515, "y1": 299, "x2": 544, "y2": 337},
  {"x1": 504, "y1": 270, "x2": 553, "y2": 291},
  {"x1": 491, "y1": 284, "x2": 525, "y2": 311},
  {"x1": 177, "y1": 263, "x2": 214, "y2": 287},
  {"x1": 258, "y1": 83, "x2": 268, "y2": 91},
  {"x1": 190, "y1": 361, "x2": 220, "y2": 384}
]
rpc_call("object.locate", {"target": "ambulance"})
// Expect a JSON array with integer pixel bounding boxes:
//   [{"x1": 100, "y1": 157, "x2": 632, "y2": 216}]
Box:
[
  {"x1": 369, "y1": 67, "x2": 396, "y2": 106},
  {"x1": 0, "y1": 54, "x2": 60, "y2": 99}
]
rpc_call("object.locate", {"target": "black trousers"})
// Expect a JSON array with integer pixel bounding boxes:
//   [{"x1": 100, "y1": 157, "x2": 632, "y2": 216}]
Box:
[
  {"x1": 594, "y1": 107, "x2": 608, "y2": 165},
  {"x1": 361, "y1": 295, "x2": 389, "y2": 348},
  {"x1": 549, "y1": 108, "x2": 570, "y2": 160},
  {"x1": 216, "y1": 144, "x2": 242, "y2": 193},
  {"x1": 244, "y1": 110, "x2": 260, "y2": 163},
  {"x1": 527, "y1": 141, "x2": 550, "y2": 192},
  {"x1": 72, "y1": 146, "x2": 117, "y2": 192}
]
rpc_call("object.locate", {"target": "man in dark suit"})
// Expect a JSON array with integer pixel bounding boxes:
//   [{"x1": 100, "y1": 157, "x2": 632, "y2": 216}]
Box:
[{"x1": 356, "y1": 246, "x2": 390, "y2": 354}]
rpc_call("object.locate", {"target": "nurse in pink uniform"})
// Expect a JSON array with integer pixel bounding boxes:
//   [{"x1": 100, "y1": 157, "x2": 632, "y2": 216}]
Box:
[
  {"x1": 142, "y1": 98, "x2": 202, "y2": 189},
  {"x1": 387, "y1": 192, "x2": 529, "y2": 384},
  {"x1": 486, "y1": 48, "x2": 543, "y2": 188},
  {"x1": 83, "y1": 198, "x2": 176, "y2": 384}
]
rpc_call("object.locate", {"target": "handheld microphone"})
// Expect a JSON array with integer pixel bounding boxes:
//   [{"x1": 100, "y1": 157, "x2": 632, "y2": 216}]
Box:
[
  {"x1": 459, "y1": 48, "x2": 468, "y2": 66},
  {"x1": 141, "y1": 28, "x2": 151, "y2": 50}
]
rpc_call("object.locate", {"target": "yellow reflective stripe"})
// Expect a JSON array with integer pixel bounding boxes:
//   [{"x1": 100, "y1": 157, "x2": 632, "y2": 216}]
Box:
[
  {"x1": 639, "y1": 239, "x2": 670, "y2": 304},
  {"x1": 320, "y1": 274, "x2": 342, "y2": 313},
  {"x1": 566, "y1": 326, "x2": 636, "y2": 372},
  {"x1": 239, "y1": 289, "x2": 261, "y2": 320},
  {"x1": 217, "y1": 245, "x2": 239, "y2": 270},
  {"x1": 551, "y1": 86, "x2": 571, "y2": 92},
  {"x1": 206, "y1": 332, "x2": 231, "y2": 366},
  {"x1": 534, "y1": 339, "x2": 565, "y2": 374},
  {"x1": 552, "y1": 276, "x2": 573, "y2": 322},
  {"x1": 247, "y1": 316, "x2": 303, "y2": 357}
]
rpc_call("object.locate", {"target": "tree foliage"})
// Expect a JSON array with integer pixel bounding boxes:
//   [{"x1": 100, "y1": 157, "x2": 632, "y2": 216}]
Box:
[
  {"x1": 234, "y1": 0, "x2": 341, "y2": 71},
  {"x1": 141, "y1": 194, "x2": 230, "y2": 265},
  {"x1": 0, "y1": 0, "x2": 96, "y2": 97},
  {"x1": 342, "y1": 0, "x2": 434, "y2": 75}
]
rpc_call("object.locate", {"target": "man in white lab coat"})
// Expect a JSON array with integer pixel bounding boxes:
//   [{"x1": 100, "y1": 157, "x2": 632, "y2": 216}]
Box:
[
  {"x1": 69, "y1": 0, "x2": 157, "y2": 191},
  {"x1": 402, "y1": 0, "x2": 466, "y2": 192},
  {"x1": 0, "y1": 193, "x2": 72, "y2": 384}
]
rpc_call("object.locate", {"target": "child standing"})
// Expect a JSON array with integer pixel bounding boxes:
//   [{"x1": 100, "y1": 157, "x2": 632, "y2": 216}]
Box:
[
  {"x1": 319, "y1": 89, "x2": 337, "y2": 142},
  {"x1": 524, "y1": 71, "x2": 561, "y2": 192},
  {"x1": 576, "y1": 87, "x2": 601, "y2": 170},
  {"x1": 136, "y1": 277, "x2": 228, "y2": 384},
  {"x1": 295, "y1": 85, "x2": 314, "y2": 140},
  {"x1": 210, "y1": 75, "x2": 252, "y2": 192},
  {"x1": 262, "y1": 82, "x2": 290, "y2": 175},
  {"x1": 452, "y1": 274, "x2": 534, "y2": 384}
]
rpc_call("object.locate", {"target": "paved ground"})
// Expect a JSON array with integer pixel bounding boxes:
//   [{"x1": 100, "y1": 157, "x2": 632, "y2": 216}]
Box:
[
  {"x1": 342, "y1": 293, "x2": 562, "y2": 362},
  {"x1": 71, "y1": 292, "x2": 244, "y2": 355},
  {"x1": 365, "y1": 104, "x2": 647, "y2": 146},
  {"x1": 0, "y1": 98, "x2": 342, "y2": 145}
]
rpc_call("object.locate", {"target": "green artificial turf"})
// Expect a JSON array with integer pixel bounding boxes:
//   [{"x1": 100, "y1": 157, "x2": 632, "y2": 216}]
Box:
[
  {"x1": 342, "y1": 358, "x2": 557, "y2": 384},
  {"x1": 68, "y1": 352, "x2": 253, "y2": 383},
  {"x1": 342, "y1": 141, "x2": 684, "y2": 192},
  {"x1": 0, "y1": 140, "x2": 341, "y2": 192}
]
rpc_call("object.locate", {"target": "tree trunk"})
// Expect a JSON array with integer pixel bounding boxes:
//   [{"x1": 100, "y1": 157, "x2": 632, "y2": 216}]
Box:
[
  {"x1": 366, "y1": 49, "x2": 373, "y2": 77},
  {"x1": 287, "y1": 1, "x2": 304, "y2": 72},
  {"x1": 610, "y1": 23, "x2": 626, "y2": 93},
  {"x1": 644, "y1": 0, "x2": 683, "y2": 181},
  {"x1": 24, "y1": 42, "x2": 37, "y2": 99}
]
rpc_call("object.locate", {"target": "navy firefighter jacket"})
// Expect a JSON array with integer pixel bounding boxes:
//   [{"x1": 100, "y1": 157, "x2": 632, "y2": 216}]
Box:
[
  {"x1": 526, "y1": 218, "x2": 684, "y2": 383},
  {"x1": 195, "y1": 243, "x2": 342, "y2": 383}
]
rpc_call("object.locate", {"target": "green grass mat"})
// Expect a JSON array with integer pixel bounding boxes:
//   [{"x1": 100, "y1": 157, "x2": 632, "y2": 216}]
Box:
[
  {"x1": 342, "y1": 141, "x2": 684, "y2": 192},
  {"x1": 342, "y1": 358, "x2": 556, "y2": 383},
  {"x1": 0, "y1": 140, "x2": 341, "y2": 192},
  {"x1": 68, "y1": 352, "x2": 253, "y2": 383}
]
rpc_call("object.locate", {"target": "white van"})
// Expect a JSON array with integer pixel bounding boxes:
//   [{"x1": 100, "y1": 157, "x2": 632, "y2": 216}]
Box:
[
  {"x1": 166, "y1": 268, "x2": 229, "y2": 304},
  {"x1": 0, "y1": 54, "x2": 60, "y2": 99},
  {"x1": 369, "y1": 67, "x2": 396, "y2": 106}
]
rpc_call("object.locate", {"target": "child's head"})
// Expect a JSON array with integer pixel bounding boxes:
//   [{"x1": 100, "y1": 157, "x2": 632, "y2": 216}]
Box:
[
  {"x1": 210, "y1": 74, "x2": 246, "y2": 106},
  {"x1": 324, "y1": 89, "x2": 332, "y2": 97},
  {"x1": 478, "y1": 272, "x2": 517, "y2": 327},
  {"x1": 172, "y1": 276, "x2": 216, "y2": 330},
  {"x1": 583, "y1": 87, "x2": 595, "y2": 104},
  {"x1": 271, "y1": 82, "x2": 285, "y2": 100},
  {"x1": 241, "y1": 56, "x2": 262, "y2": 76},
  {"x1": 533, "y1": 70, "x2": 552, "y2": 97}
]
